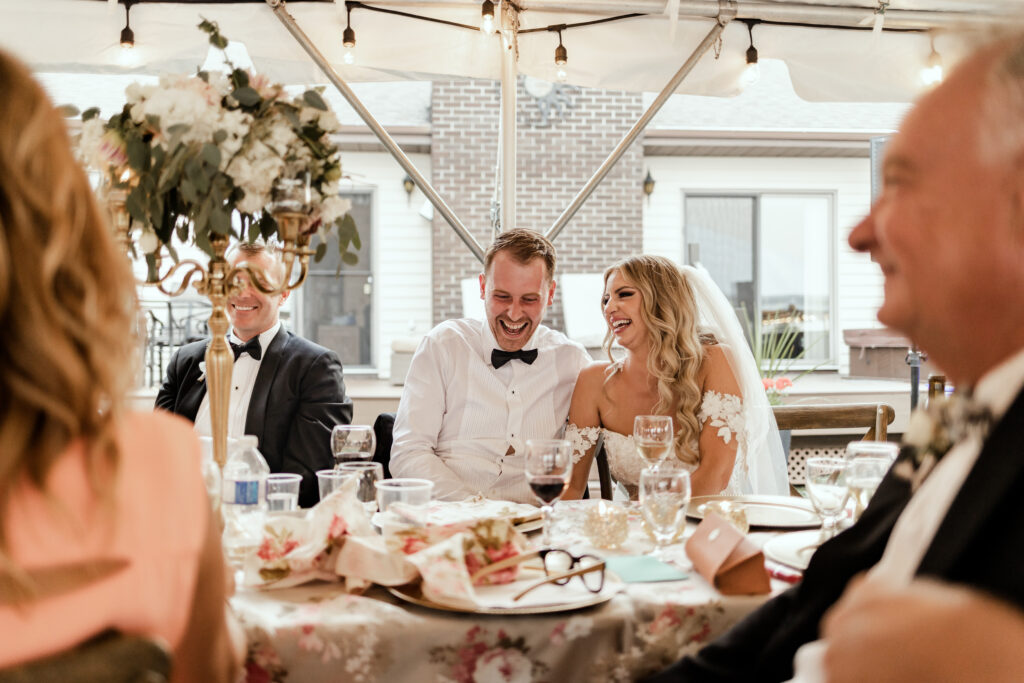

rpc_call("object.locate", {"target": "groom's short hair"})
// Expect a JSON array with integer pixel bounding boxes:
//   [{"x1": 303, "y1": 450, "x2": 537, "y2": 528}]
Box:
[{"x1": 483, "y1": 228, "x2": 556, "y2": 281}]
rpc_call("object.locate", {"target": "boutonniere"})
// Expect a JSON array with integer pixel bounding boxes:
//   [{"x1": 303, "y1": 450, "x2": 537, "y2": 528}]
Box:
[
  {"x1": 893, "y1": 395, "x2": 992, "y2": 492},
  {"x1": 197, "y1": 361, "x2": 206, "y2": 383}
]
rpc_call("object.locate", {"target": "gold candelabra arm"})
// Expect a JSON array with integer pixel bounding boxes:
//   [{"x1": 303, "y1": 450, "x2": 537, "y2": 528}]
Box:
[{"x1": 144, "y1": 258, "x2": 208, "y2": 297}]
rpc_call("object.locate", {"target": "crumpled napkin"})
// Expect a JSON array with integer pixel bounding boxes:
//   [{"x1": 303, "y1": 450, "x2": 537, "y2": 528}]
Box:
[{"x1": 241, "y1": 478, "x2": 416, "y2": 591}]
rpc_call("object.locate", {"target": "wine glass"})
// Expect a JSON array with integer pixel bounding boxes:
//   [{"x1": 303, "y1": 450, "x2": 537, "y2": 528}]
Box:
[
  {"x1": 331, "y1": 425, "x2": 376, "y2": 467},
  {"x1": 525, "y1": 439, "x2": 572, "y2": 548},
  {"x1": 634, "y1": 415, "x2": 674, "y2": 469},
  {"x1": 847, "y1": 456, "x2": 890, "y2": 521},
  {"x1": 845, "y1": 441, "x2": 899, "y2": 463},
  {"x1": 639, "y1": 467, "x2": 691, "y2": 559},
  {"x1": 805, "y1": 457, "x2": 850, "y2": 538}
]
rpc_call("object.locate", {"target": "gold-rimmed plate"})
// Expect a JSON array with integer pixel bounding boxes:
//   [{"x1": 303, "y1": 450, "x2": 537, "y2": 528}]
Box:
[
  {"x1": 387, "y1": 571, "x2": 622, "y2": 615},
  {"x1": 763, "y1": 530, "x2": 824, "y2": 571},
  {"x1": 687, "y1": 495, "x2": 821, "y2": 529}
]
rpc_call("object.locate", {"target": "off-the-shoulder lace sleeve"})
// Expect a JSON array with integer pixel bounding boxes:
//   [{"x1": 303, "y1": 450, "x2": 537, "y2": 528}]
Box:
[
  {"x1": 564, "y1": 423, "x2": 601, "y2": 464},
  {"x1": 697, "y1": 390, "x2": 745, "y2": 446}
]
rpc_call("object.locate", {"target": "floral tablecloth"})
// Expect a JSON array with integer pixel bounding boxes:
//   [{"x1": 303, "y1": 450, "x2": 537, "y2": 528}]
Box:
[{"x1": 232, "y1": 502, "x2": 785, "y2": 683}]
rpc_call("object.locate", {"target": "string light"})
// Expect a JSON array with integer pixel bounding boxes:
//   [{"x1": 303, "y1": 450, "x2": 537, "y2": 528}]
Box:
[
  {"x1": 739, "y1": 21, "x2": 760, "y2": 89},
  {"x1": 554, "y1": 29, "x2": 567, "y2": 83},
  {"x1": 342, "y1": 2, "x2": 356, "y2": 65},
  {"x1": 920, "y1": 35, "x2": 944, "y2": 87},
  {"x1": 481, "y1": 1, "x2": 495, "y2": 35},
  {"x1": 120, "y1": 0, "x2": 135, "y2": 49}
]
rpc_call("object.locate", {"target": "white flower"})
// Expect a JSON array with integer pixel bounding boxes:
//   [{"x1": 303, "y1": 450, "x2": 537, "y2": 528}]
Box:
[
  {"x1": 320, "y1": 195, "x2": 352, "y2": 225},
  {"x1": 903, "y1": 409, "x2": 934, "y2": 450},
  {"x1": 474, "y1": 648, "x2": 532, "y2": 683},
  {"x1": 197, "y1": 361, "x2": 206, "y2": 383},
  {"x1": 563, "y1": 616, "x2": 593, "y2": 640}
]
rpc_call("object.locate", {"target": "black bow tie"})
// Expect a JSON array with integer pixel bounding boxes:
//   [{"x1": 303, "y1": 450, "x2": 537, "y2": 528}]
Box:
[
  {"x1": 231, "y1": 337, "x2": 262, "y2": 361},
  {"x1": 491, "y1": 348, "x2": 538, "y2": 368}
]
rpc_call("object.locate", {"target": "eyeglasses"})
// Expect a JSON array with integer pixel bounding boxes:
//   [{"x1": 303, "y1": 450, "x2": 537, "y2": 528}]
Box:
[{"x1": 468, "y1": 548, "x2": 606, "y2": 601}]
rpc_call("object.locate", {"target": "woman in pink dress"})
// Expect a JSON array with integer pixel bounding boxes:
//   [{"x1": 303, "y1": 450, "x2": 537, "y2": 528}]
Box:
[{"x1": 0, "y1": 50, "x2": 237, "y2": 682}]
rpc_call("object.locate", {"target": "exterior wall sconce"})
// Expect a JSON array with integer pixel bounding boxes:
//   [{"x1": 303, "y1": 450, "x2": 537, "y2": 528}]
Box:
[
  {"x1": 402, "y1": 174, "x2": 415, "y2": 203},
  {"x1": 642, "y1": 170, "x2": 655, "y2": 199}
]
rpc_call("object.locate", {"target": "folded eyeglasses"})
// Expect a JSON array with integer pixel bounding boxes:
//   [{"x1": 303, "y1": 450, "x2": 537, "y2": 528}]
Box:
[{"x1": 469, "y1": 548, "x2": 606, "y2": 601}]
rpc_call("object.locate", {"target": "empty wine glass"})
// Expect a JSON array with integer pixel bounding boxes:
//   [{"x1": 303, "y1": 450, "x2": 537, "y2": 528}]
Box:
[
  {"x1": 525, "y1": 439, "x2": 572, "y2": 548},
  {"x1": 805, "y1": 457, "x2": 850, "y2": 538},
  {"x1": 848, "y1": 456, "x2": 891, "y2": 520},
  {"x1": 845, "y1": 441, "x2": 899, "y2": 463},
  {"x1": 331, "y1": 425, "x2": 376, "y2": 467},
  {"x1": 639, "y1": 467, "x2": 691, "y2": 559},
  {"x1": 634, "y1": 415, "x2": 674, "y2": 469}
]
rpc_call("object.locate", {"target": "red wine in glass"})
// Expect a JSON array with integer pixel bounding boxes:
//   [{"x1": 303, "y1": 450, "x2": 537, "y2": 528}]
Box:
[{"x1": 529, "y1": 476, "x2": 567, "y2": 504}]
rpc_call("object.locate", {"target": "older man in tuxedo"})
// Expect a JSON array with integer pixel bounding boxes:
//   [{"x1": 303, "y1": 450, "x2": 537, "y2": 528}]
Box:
[
  {"x1": 156, "y1": 243, "x2": 352, "y2": 507},
  {"x1": 647, "y1": 32, "x2": 1024, "y2": 683}
]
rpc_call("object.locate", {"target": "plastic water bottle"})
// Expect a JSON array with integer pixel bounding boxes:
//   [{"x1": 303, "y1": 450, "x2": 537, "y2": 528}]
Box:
[{"x1": 221, "y1": 435, "x2": 270, "y2": 513}]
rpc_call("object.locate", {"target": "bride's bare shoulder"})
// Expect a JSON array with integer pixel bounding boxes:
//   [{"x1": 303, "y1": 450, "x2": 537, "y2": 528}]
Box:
[{"x1": 699, "y1": 342, "x2": 741, "y2": 392}]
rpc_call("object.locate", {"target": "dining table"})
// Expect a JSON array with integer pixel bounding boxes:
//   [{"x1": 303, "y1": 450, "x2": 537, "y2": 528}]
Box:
[{"x1": 229, "y1": 497, "x2": 812, "y2": 683}]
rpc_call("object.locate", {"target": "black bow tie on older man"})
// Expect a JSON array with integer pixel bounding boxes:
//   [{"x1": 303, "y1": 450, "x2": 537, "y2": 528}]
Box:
[
  {"x1": 231, "y1": 337, "x2": 262, "y2": 361},
  {"x1": 491, "y1": 348, "x2": 538, "y2": 369}
]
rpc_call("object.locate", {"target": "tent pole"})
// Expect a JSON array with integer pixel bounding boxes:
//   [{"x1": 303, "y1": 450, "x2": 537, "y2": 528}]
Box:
[
  {"x1": 266, "y1": 0, "x2": 486, "y2": 263},
  {"x1": 499, "y1": 2, "x2": 518, "y2": 234},
  {"x1": 545, "y1": 4, "x2": 734, "y2": 243}
]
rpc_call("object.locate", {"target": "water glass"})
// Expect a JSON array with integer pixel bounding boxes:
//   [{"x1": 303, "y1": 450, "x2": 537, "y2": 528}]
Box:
[
  {"x1": 845, "y1": 441, "x2": 899, "y2": 463},
  {"x1": 524, "y1": 439, "x2": 572, "y2": 548},
  {"x1": 376, "y1": 478, "x2": 434, "y2": 527},
  {"x1": 639, "y1": 467, "x2": 691, "y2": 558},
  {"x1": 805, "y1": 457, "x2": 850, "y2": 537},
  {"x1": 331, "y1": 425, "x2": 376, "y2": 466},
  {"x1": 266, "y1": 473, "x2": 302, "y2": 512},
  {"x1": 316, "y1": 469, "x2": 351, "y2": 502},
  {"x1": 338, "y1": 461, "x2": 384, "y2": 513},
  {"x1": 634, "y1": 415, "x2": 674, "y2": 468},
  {"x1": 848, "y1": 456, "x2": 891, "y2": 520}
]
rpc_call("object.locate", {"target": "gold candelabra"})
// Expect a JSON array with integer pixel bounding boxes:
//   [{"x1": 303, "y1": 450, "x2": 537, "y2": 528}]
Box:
[{"x1": 107, "y1": 190, "x2": 315, "y2": 470}]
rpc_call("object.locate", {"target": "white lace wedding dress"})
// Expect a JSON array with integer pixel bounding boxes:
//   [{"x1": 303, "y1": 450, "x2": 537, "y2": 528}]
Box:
[{"x1": 565, "y1": 389, "x2": 750, "y2": 499}]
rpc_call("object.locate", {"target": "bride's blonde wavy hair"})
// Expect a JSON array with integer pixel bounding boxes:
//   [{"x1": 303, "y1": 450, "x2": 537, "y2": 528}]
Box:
[
  {"x1": 0, "y1": 51, "x2": 139, "y2": 559},
  {"x1": 602, "y1": 255, "x2": 712, "y2": 466}
]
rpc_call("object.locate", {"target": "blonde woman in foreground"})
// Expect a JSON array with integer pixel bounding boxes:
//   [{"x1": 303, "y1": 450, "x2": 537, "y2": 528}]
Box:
[
  {"x1": 0, "y1": 50, "x2": 238, "y2": 681},
  {"x1": 564, "y1": 255, "x2": 788, "y2": 499}
]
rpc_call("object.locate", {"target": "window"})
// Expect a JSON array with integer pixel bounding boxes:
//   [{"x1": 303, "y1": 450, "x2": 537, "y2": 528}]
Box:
[
  {"x1": 684, "y1": 193, "x2": 833, "y2": 365},
  {"x1": 301, "y1": 191, "x2": 374, "y2": 368}
]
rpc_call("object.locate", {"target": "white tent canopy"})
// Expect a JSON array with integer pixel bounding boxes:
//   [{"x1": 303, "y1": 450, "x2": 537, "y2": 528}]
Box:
[{"x1": 4, "y1": 0, "x2": 1022, "y2": 101}]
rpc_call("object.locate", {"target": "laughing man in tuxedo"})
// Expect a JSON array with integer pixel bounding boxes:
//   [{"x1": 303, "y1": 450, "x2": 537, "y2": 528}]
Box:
[
  {"x1": 391, "y1": 229, "x2": 590, "y2": 504},
  {"x1": 647, "y1": 33, "x2": 1024, "y2": 683},
  {"x1": 156, "y1": 243, "x2": 352, "y2": 507}
]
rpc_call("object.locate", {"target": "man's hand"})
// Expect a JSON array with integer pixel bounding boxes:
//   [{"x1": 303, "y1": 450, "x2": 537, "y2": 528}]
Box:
[{"x1": 821, "y1": 577, "x2": 1024, "y2": 683}]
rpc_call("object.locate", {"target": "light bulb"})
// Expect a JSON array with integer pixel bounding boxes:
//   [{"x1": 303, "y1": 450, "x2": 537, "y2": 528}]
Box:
[
  {"x1": 920, "y1": 63, "x2": 943, "y2": 87},
  {"x1": 481, "y1": 1, "x2": 496, "y2": 35},
  {"x1": 556, "y1": 67, "x2": 567, "y2": 83},
  {"x1": 739, "y1": 62, "x2": 760, "y2": 89},
  {"x1": 344, "y1": 50, "x2": 355, "y2": 65},
  {"x1": 482, "y1": 14, "x2": 494, "y2": 35}
]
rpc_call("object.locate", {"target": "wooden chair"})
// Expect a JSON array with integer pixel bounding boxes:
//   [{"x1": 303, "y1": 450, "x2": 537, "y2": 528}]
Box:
[
  {"x1": 772, "y1": 402, "x2": 895, "y2": 442},
  {"x1": 0, "y1": 630, "x2": 171, "y2": 683},
  {"x1": 592, "y1": 403, "x2": 896, "y2": 500}
]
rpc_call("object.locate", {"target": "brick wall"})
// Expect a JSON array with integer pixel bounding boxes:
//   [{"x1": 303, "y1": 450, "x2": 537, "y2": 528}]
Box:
[{"x1": 430, "y1": 78, "x2": 645, "y2": 331}]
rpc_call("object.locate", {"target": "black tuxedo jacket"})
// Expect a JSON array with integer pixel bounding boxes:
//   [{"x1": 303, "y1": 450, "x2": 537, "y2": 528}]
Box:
[
  {"x1": 647, "y1": 385, "x2": 1024, "y2": 683},
  {"x1": 155, "y1": 328, "x2": 353, "y2": 507}
]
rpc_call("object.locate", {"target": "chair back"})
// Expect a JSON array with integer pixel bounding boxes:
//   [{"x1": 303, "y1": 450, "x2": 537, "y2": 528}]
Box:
[
  {"x1": 593, "y1": 433, "x2": 614, "y2": 500},
  {"x1": 372, "y1": 412, "x2": 396, "y2": 478},
  {"x1": 771, "y1": 402, "x2": 895, "y2": 441},
  {"x1": 0, "y1": 630, "x2": 171, "y2": 683}
]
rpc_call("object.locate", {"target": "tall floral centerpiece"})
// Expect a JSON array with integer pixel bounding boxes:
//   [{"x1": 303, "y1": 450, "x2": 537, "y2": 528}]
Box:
[
  {"x1": 744, "y1": 309, "x2": 815, "y2": 406},
  {"x1": 76, "y1": 20, "x2": 359, "y2": 470}
]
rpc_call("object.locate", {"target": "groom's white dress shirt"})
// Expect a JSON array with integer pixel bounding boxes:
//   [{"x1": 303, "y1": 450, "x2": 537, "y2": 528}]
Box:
[{"x1": 391, "y1": 318, "x2": 590, "y2": 504}]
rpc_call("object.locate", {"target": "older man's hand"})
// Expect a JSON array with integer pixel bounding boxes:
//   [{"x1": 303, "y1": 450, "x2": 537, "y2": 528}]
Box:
[{"x1": 821, "y1": 577, "x2": 1024, "y2": 683}]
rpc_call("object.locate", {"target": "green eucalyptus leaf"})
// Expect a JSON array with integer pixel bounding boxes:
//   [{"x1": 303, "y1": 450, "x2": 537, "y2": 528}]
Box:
[
  {"x1": 176, "y1": 219, "x2": 189, "y2": 242},
  {"x1": 197, "y1": 70, "x2": 210, "y2": 83},
  {"x1": 248, "y1": 221, "x2": 261, "y2": 242},
  {"x1": 314, "y1": 242, "x2": 327, "y2": 262},
  {"x1": 180, "y1": 178, "x2": 197, "y2": 204},
  {"x1": 81, "y1": 107, "x2": 100, "y2": 121},
  {"x1": 233, "y1": 86, "x2": 260, "y2": 107},
  {"x1": 145, "y1": 253, "x2": 159, "y2": 283},
  {"x1": 58, "y1": 104, "x2": 80, "y2": 118},
  {"x1": 209, "y1": 206, "x2": 231, "y2": 235},
  {"x1": 213, "y1": 129, "x2": 227, "y2": 144},
  {"x1": 165, "y1": 241, "x2": 180, "y2": 263},
  {"x1": 126, "y1": 137, "x2": 150, "y2": 171},
  {"x1": 303, "y1": 90, "x2": 328, "y2": 111},
  {"x1": 257, "y1": 212, "x2": 277, "y2": 241},
  {"x1": 195, "y1": 226, "x2": 213, "y2": 257},
  {"x1": 125, "y1": 189, "x2": 147, "y2": 224},
  {"x1": 341, "y1": 251, "x2": 359, "y2": 266},
  {"x1": 201, "y1": 143, "x2": 221, "y2": 169}
]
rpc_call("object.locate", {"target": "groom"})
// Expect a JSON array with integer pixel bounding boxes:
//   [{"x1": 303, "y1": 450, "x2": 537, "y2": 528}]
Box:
[
  {"x1": 156, "y1": 243, "x2": 353, "y2": 507},
  {"x1": 647, "y1": 33, "x2": 1024, "y2": 682}
]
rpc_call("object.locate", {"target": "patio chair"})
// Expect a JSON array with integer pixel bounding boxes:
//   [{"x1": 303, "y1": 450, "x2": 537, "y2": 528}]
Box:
[{"x1": 0, "y1": 629, "x2": 171, "y2": 683}]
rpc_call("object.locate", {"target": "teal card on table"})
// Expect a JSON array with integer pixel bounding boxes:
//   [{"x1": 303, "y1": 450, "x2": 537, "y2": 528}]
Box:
[{"x1": 605, "y1": 555, "x2": 689, "y2": 583}]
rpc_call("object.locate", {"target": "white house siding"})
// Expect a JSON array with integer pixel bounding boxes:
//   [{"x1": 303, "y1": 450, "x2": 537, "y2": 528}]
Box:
[
  {"x1": 641, "y1": 155, "x2": 885, "y2": 375},
  {"x1": 293, "y1": 151, "x2": 433, "y2": 379}
]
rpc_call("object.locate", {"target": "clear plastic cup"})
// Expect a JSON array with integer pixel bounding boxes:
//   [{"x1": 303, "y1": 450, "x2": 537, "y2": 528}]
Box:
[
  {"x1": 375, "y1": 478, "x2": 434, "y2": 526},
  {"x1": 338, "y1": 461, "x2": 384, "y2": 513},
  {"x1": 266, "y1": 473, "x2": 302, "y2": 512},
  {"x1": 316, "y1": 469, "x2": 351, "y2": 502}
]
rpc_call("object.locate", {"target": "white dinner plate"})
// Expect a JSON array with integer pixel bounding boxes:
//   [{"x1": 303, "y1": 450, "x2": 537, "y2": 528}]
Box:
[
  {"x1": 687, "y1": 495, "x2": 821, "y2": 529},
  {"x1": 762, "y1": 530, "x2": 825, "y2": 571},
  {"x1": 388, "y1": 569, "x2": 622, "y2": 615}
]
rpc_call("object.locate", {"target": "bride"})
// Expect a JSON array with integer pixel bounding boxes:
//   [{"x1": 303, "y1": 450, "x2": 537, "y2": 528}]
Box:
[{"x1": 563, "y1": 255, "x2": 789, "y2": 499}]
